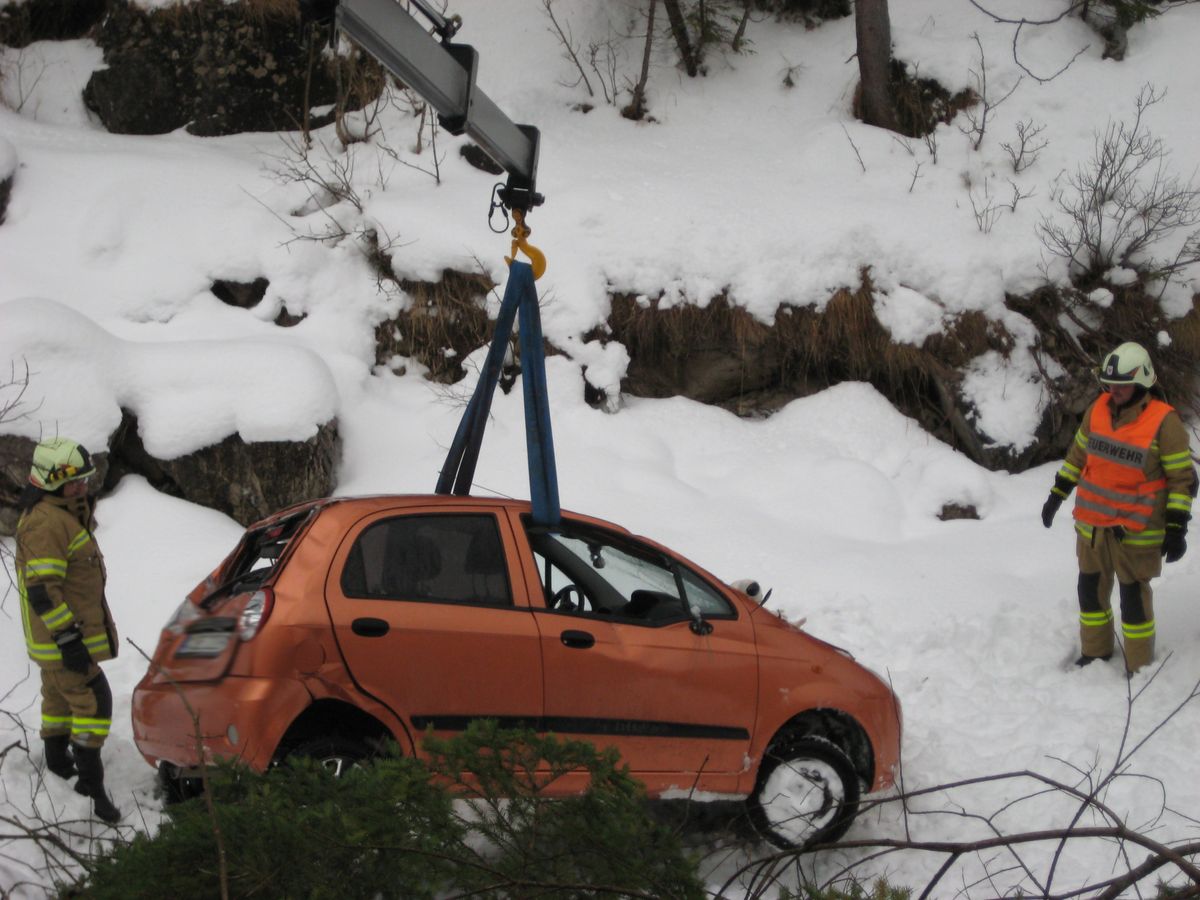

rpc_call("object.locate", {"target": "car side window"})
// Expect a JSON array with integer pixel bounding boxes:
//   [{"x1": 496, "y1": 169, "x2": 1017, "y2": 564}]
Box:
[
  {"x1": 527, "y1": 525, "x2": 734, "y2": 625},
  {"x1": 341, "y1": 514, "x2": 512, "y2": 606}
]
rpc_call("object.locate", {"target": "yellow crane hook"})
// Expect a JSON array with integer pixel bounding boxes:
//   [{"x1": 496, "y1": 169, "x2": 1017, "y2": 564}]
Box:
[{"x1": 505, "y1": 208, "x2": 546, "y2": 280}]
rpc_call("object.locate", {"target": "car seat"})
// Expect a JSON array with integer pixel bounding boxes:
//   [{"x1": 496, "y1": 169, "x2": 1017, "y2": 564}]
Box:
[
  {"x1": 382, "y1": 531, "x2": 443, "y2": 599},
  {"x1": 464, "y1": 527, "x2": 509, "y2": 605}
]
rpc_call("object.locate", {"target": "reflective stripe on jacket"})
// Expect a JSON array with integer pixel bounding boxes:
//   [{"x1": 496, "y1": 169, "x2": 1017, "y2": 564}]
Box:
[
  {"x1": 15, "y1": 494, "x2": 119, "y2": 670},
  {"x1": 1073, "y1": 395, "x2": 1171, "y2": 533}
]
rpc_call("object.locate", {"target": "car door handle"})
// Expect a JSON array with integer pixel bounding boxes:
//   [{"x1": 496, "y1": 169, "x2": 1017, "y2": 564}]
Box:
[
  {"x1": 351, "y1": 617, "x2": 390, "y2": 637},
  {"x1": 560, "y1": 630, "x2": 594, "y2": 649}
]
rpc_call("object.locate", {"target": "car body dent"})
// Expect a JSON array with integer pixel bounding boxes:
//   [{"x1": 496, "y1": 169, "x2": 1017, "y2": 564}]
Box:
[{"x1": 132, "y1": 674, "x2": 312, "y2": 772}]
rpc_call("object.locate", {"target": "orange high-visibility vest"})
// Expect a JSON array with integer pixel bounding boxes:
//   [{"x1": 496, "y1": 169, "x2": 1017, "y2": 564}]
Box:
[{"x1": 1074, "y1": 395, "x2": 1172, "y2": 532}]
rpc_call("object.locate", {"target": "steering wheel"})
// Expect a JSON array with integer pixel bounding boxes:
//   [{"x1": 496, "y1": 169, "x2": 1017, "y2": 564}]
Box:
[{"x1": 551, "y1": 584, "x2": 586, "y2": 612}]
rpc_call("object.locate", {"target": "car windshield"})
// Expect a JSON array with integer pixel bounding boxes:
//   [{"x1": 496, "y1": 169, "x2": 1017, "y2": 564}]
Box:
[{"x1": 527, "y1": 522, "x2": 733, "y2": 622}]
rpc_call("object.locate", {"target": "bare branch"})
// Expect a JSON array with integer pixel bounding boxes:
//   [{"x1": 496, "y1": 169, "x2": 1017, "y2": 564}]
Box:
[
  {"x1": 959, "y1": 32, "x2": 1023, "y2": 152},
  {"x1": 542, "y1": 0, "x2": 595, "y2": 98},
  {"x1": 841, "y1": 125, "x2": 866, "y2": 174}
]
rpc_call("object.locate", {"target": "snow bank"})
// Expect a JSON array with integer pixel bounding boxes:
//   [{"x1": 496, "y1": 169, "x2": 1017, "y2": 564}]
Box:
[{"x1": 0, "y1": 297, "x2": 338, "y2": 456}]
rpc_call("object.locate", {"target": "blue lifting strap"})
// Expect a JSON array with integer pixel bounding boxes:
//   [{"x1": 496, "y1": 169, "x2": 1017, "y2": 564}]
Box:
[{"x1": 435, "y1": 261, "x2": 561, "y2": 527}]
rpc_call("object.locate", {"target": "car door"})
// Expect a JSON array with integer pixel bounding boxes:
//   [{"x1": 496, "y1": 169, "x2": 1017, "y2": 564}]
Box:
[
  {"x1": 513, "y1": 515, "x2": 758, "y2": 780},
  {"x1": 324, "y1": 506, "x2": 543, "y2": 746}
]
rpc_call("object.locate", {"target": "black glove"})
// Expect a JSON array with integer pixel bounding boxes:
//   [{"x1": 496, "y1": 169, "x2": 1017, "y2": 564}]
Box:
[
  {"x1": 1041, "y1": 493, "x2": 1064, "y2": 529},
  {"x1": 1163, "y1": 529, "x2": 1186, "y2": 563},
  {"x1": 55, "y1": 626, "x2": 91, "y2": 674},
  {"x1": 1163, "y1": 509, "x2": 1190, "y2": 563}
]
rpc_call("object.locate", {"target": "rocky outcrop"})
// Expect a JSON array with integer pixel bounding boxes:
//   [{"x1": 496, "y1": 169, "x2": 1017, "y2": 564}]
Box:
[
  {"x1": 83, "y1": 0, "x2": 380, "y2": 137},
  {"x1": 105, "y1": 411, "x2": 341, "y2": 526},
  {"x1": 0, "y1": 416, "x2": 340, "y2": 535}
]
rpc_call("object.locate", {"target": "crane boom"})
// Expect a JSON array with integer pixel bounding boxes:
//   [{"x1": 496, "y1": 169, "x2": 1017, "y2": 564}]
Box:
[{"x1": 334, "y1": 0, "x2": 543, "y2": 212}]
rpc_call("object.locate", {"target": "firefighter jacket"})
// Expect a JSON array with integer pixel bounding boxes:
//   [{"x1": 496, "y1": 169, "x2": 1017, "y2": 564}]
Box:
[
  {"x1": 1055, "y1": 392, "x2": 1195, "y2": 547},
  {"x1": 15, "y1": 493, "x2": 119, "y2": 670}
]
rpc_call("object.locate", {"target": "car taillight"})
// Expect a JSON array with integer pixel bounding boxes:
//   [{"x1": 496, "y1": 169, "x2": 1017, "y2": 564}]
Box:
[
  {"x1": 238, "y1": 588, "x2": 274, "y2": 641},
  {"x1": 166, "y1": 598, "x2": 202, "y2": 635}
]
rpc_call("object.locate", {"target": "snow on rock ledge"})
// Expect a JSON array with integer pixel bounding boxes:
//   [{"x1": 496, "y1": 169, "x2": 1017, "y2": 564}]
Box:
[{"x1": 0, "y1": 298, "x2": 341, "y2": 529}]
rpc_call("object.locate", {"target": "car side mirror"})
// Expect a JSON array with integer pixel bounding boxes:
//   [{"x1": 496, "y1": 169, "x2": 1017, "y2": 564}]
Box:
[{"x1": 688, "y1": 604, "x2": 713, "y2": 636}]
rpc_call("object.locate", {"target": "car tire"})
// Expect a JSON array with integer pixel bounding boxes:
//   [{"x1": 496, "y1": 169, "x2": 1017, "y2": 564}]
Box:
[
  {"x1": 748, "y1": 735, "x2": 860, "y2": 850},
  {"x1": 157, "y1": 762, "x2": 204, "y2": 805},
  {"x1": 286, "y1": 735, "x2": 372, "y2": 777}
]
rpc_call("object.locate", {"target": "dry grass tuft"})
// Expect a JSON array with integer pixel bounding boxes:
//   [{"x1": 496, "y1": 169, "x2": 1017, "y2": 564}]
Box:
[
  {"x1": 376, "y1": 269, "x2": 496, "y2": 383},
  {"x1": 890, "y1": 61, "x2": 976, "y2": 139},
  {"x1": 607, "y1": 276, "x2": 1020, "y2": 462}
]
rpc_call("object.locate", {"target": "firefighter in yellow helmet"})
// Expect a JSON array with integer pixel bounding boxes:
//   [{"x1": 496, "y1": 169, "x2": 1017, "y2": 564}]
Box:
[
  {"x1": 14, "y1": 437, "x2": 121, "y2": 823},
  {"x1": 1041, "y1": 343, "x2": 1196, "y2": 674}
]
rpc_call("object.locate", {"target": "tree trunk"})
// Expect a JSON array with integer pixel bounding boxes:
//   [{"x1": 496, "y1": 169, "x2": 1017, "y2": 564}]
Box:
[
  {"x1": 855, "y1": 0, "x2": 902, "y2": 132},
  {"x1": 661, "y1": 0, "x2": 699, "y2": 77},
  {"x1": 624, "y1": 0, "x2": 657, "y2": 120}
]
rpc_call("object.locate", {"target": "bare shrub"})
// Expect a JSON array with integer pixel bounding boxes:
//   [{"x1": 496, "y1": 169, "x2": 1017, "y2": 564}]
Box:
[
  {"x1": 1037, "y1": 84, "x2": 1200, "y2": 290},
  {"x1": 967, "y1": 174, "x2": 1035, "y2": 233},
  {"x1": 1002, "y1": 118, "x2": 1048, "y2": 173}
]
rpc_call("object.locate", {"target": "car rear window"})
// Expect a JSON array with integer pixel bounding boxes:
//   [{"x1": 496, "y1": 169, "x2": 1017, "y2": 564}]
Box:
[
  {"x1": 341, "y1": 514, "x2": 512, "y2": 607},
  {"x1": 205, "y1": 508, "x2": 315, "y2": 603}
]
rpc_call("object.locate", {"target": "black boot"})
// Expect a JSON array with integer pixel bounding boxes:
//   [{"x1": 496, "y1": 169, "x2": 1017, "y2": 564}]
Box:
[
  {"x1": 72, "y1": 745, "x2": 121, "y2": 825},
  {"x1": 1075, "y1": 653, "x2": 1113, "y2": 667},
  {"x1": 43, "y1": 735, "x2": 77, "y2": 780}
]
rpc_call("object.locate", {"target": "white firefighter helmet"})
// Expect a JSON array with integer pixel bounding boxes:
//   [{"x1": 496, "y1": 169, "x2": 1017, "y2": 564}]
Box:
[
  {"x1": 1099, "y1": 342, "x2": 1156, "y2": 389},
  {"x1": 29, "y1": 437, "x2": 95, "y2": 491}
]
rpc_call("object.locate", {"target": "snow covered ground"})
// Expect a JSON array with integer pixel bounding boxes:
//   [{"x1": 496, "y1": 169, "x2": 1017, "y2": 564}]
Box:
[{"x1": 2, "y1": 0, "x2": 1200, "y2": 895}]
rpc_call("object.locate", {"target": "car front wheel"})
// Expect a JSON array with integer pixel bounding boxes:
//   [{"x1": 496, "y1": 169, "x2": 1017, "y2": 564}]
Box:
[{"x1": 748, "y1": 735, "x2": 860, "y2": 849}]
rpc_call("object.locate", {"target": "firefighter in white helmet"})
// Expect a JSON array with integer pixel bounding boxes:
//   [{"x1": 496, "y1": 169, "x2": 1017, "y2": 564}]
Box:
[
  {"x1": 1041, "y1": 342, "x2": 1195, "y2": 674},
  {"x1": 14, "y1": 437, "x2": 121, "y2": 823}
]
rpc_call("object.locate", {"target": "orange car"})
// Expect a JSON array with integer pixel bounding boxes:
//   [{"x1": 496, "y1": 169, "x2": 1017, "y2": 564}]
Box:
[{"x1": 132, "y1": 495, "x2": 901, "y2": 848}]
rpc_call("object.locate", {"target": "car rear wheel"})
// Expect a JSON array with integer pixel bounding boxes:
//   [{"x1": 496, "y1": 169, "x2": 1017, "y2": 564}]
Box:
[
  {"x1": 286, "y1": 736, "x2": 371, "y2": 777},
  {"x1": 748, "y1": 735, "x2": 860, "y2": 849},
  {"x1": 157, "y1": 762, "x2": 205, "y2": 805}
]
